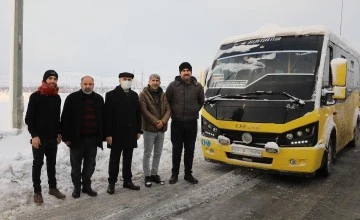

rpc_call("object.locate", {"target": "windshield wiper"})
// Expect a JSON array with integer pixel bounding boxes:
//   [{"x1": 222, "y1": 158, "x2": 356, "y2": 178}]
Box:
[
  {"x1": 240, "y1": 90, "x2": 305, "y2": 107},
  {"x1": 204, "y1": 94, "x2": 222, "y2": 103},
  {"x1": 205, "y1": 91, "x2": 305, "y2": 107},
  {"x1": 204, "y1": 94, "x2": 259, "y2": 104}
]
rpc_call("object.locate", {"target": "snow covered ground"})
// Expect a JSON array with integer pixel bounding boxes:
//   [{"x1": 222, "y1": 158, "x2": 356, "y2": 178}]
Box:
[{"x1": 0, "y1": 91, "x2": 202, "y2": 219}]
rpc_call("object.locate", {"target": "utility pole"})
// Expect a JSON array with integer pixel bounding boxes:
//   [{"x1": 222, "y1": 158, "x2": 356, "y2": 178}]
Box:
[
  {"x1": 9, "y1": 0, "x2": 24, "y2": 129},
  {"x1": 141, "y1": 71, "x2": 143, "y2": 88},
  {"x1": 100, "y1": 72, "x2": 104, "y2": 93},
  {"x1": 340, "y1": 0, "x2": 344, "y2": 36}
]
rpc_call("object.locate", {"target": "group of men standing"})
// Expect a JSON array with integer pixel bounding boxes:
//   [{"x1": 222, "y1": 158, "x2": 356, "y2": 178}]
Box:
[{"x1": 25, "y1": 62, "x2": 204, "y2": 204}]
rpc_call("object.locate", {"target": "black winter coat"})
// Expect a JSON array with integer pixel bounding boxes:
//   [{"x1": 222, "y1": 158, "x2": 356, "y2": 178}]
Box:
[
  {"x1": 166, "y1": 76, "x2": 204, "y2": 122},
  {"x1": 25, "y1": 91, "x2": 61, "y2": 139},
  {"x1": 104, "y1": 86, "x2": 142, "y2": 149},
  {"x1": 61, "y1": 90, "x2": 105, "y2": 148}
]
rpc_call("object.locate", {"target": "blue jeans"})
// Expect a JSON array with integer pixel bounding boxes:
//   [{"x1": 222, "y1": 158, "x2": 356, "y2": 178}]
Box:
[{"x1": 143, "y1": 131, "x2": 165, "y2": 177}]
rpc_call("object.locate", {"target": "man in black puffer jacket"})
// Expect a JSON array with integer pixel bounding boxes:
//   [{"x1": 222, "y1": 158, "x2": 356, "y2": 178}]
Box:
[
  {"x1": 166, "y1": 62, "x2": 204, "y2": 185},
  {"x1": 25, "y1": 70, "x2": 66, "y2": 204}
]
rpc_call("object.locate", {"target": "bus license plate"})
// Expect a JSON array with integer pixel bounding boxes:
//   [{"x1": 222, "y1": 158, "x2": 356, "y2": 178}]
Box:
[{"x1": 231, "y1": 145, "x2": 262, "y2": 158}]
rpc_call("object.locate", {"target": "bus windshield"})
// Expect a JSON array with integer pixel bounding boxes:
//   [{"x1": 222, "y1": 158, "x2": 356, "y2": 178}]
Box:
[{"x1": 206, "y1": 36, "x2": 324, "y2": 100}]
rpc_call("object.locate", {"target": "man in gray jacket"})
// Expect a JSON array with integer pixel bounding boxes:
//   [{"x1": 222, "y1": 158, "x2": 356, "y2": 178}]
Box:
[
  {"x1": 140, "y1": 74, "x2": 171, "y2": 187},
  {"x1": 166, "y1": 62, "x2": 204, "y2": 184}
]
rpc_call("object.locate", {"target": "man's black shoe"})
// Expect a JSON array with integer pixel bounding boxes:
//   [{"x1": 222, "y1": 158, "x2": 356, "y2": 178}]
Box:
[
  {"x1": 107, "y1": 183, "x2": 115, "y2": 194},
  {"x1": 72, "y1": 188, "x2": 80, "y2": 198},
  {"x1": 123, "y1": 181, "x2": 140, "y2": 190},
  {"x1": 151, "y1": 175, "x2": 161, "y2": 183},
  {"x1": 169, "y1": 174, "x2": 178, "y2": 184},
  {"x1": 184, "y1": 174, "x2": 198, "y2": 184},
  {"x1": 151, "y1": 175, "x2": 165, "y2": 185},
  {"x1": 145, "y1": 176, "x2": 152, "y2": 187},
  {"x1": 82, "y1": 187, "x2": 97, "y2": 197}
]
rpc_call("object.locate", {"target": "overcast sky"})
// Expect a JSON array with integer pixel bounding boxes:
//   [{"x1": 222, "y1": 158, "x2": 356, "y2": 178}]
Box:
[{"x1": 0, "y1": 0, "x2": 359, "y2": 86}]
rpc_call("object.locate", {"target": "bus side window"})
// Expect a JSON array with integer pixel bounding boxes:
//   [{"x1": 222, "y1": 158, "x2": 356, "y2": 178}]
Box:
[
  {"x1": 322, "y1": 46, "x2": 333, "y2": 88},
  {"x1": 321, "y1": 46, "x2": 334, "y2": 106}
]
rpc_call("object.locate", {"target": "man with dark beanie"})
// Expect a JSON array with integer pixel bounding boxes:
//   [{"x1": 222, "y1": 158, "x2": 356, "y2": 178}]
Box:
[
  {"x1": 61, "y1": 76, "x2": 104, "y2": 198},
  {"x1": 166, "y1": 62, "x2": 204, "y2": 184},
  {"x1": 25, "y1": 70, "x2": 66, "y2": 204}
]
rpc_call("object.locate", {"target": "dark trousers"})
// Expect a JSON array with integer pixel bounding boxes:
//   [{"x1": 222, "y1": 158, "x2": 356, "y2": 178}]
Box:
[
  {"x1": 108, "y1": 146, "x2": 134, "y2": 184},
  {"x1": 70, "y1": 137, "x2": 97, "y2": 189},
  {"x1": 171, "y1": 119, "x2": 198, "y2": 176},
  {"x1": 32, "y1": 138, "x2": 58, "y2": 193}
]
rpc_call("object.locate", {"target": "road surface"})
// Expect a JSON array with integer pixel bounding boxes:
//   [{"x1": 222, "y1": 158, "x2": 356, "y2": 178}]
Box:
[{"x1": 18, "y1": 145, "x2": 360, "y2": 220}]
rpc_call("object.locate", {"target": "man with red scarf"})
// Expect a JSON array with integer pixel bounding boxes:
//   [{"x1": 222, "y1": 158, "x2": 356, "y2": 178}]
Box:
[{"x1": 25, "y1": 70, "x2": 66, "y2": 204}]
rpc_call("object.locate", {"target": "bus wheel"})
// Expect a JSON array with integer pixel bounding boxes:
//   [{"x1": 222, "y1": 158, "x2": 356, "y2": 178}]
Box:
[
  {"x1": 318, "y1": 138, "x2": 334, "y2": 177},
  {"x1": 349, "y1": 120, "x2": 360, "y2": 148}
]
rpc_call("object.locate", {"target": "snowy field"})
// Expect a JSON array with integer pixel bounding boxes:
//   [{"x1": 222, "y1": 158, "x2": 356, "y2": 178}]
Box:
[{"x1": 0, "y1": 91, "x2": 203, "y2": 219}]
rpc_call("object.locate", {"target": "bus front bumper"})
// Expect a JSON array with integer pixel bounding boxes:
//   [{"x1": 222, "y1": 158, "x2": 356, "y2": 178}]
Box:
[{"x1": 200, "y1": 137, "x2": 325, "y2": 174}]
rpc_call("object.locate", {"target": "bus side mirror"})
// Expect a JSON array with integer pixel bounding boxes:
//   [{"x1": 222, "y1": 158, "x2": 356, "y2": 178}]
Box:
[
  {"x1": 330, "y1": 58, "x2": 347, "y2": 86},
  {"x1": 332, "y1": 86, "x2": 346, "y2": 100}
]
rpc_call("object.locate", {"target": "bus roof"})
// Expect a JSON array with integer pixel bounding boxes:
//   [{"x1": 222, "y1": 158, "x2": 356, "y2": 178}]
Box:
[
  {"x1": 221, "y1": 25, "x2": 330, "y2": 45},
  {"x1": 221, "y1": 24, "x2": 360, "y2": 58}
]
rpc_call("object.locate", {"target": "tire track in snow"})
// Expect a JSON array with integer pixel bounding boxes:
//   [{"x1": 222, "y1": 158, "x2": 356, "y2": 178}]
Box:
[{"x1": 120, "y1": 169, "x2": 262, "y2": 220}]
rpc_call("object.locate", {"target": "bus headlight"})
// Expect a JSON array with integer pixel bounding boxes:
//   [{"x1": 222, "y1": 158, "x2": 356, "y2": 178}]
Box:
[
  {"x1": 202, "y1": 117, "x2": 221, "y2": 138},
  {"x1": 296, "y1": 131, "x2": 303, "y2": 137},
  {"x1": 286, "y1": 133, "x2": 294, "y2": 140},
  {"x1": 278, "y1": 122, "x2": 318, "y2": 147}
]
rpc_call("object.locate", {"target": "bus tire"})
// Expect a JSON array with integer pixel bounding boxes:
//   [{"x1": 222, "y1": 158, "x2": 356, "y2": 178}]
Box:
[
  {"x1": 318, "y1": 137, "x2": 334, "y2": 177},
  {"x1": 349, "y1": 119, "x2": 360, "y2": 148}
]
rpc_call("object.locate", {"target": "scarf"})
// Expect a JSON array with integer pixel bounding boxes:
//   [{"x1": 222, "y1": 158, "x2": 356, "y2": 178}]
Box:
[{"x1": 38, "y1": 81, "x2": 59, "y2": 96}]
